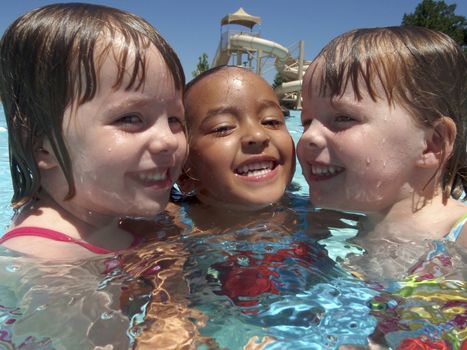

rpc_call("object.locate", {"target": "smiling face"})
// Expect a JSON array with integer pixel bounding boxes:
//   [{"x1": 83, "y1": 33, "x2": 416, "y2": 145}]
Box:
[
  {"x1": 183, "y1": 68, "x2": 294, "y2": 211},
  {"x1": 41, "y1": 42, "x2": 187, "y2": 222},
  {"x1": 297, "y1": 61, "x2": 429, "y2": 213}
]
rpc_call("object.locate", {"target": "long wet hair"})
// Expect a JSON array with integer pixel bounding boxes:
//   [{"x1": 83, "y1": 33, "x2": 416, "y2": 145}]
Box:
[
  {"x1": 0, "y1": 3, "x2": 185, "y2": 208},
  {"x1": 306, "y1": 26, "x2": 466, "y2": 200}
]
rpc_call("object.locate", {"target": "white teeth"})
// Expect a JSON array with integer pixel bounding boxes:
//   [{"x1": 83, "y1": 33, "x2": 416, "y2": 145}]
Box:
[
  {"x1": 311, "y1": 164, "x2": 342, "y2": 176},
  {"x1": 139, "y1": 171, "x2": 167, "y2": 182},
  {"x1": 236, "y1": 161, "x2": 274, "y2": 176}
]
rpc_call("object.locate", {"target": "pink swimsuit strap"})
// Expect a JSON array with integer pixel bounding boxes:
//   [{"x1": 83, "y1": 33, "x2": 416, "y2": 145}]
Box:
[{"x1": 0, "y1": 226, "x2": 140, "y2": 254}]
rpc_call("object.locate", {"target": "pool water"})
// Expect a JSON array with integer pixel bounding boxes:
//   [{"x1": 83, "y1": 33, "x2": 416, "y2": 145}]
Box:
[
  {"x1": 0, "y1": 106, "x2": 11, "y2": 232},
  {"x1": 0, "y1": 107, "x2": 465, "y2": 350}
]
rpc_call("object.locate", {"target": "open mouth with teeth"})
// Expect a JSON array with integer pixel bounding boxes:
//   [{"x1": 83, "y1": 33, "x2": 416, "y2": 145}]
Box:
[
  {"x1": 138, "y1": 170, "x2": 168, "y2": 184},
  {"x1": 235, "y1": 160, "x2": 277, "y2": 178},
  {"x1": 310, "y1": 164, "x2": 344, "y2": 178}
]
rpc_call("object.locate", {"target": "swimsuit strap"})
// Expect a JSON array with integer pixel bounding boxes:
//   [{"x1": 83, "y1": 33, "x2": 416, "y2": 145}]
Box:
[
  {"x1": 0, "y1": 227, "x2": 112, "y2": 254},
  {"x1": 444, "y1": 213, "x2": 467, "y2": 242}
]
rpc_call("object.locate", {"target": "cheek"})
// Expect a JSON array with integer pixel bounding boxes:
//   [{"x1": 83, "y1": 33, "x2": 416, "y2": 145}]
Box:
[
  {"x1": 192, "y1": 138, "x2": 236, "y2": 166},
  {"x1": 277, "y1": 134, "x2": 295, "y2": 157},
  {"x1": 175, "y1": 134, "x2": 188, "y2": 163},
  {"x1": 280, "y1": 137, "x2": 296, "y2": 175},
  {"x1": 296, "y1": 130, "x2": 313, "y2": 160}
]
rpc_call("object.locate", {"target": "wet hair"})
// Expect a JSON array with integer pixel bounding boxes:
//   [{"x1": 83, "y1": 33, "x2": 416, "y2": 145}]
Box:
[
  {"x1": 306, "y1": 26, "x2": 466, "y2": 199},
  {"x1": 0, "y1": 3, "x2": 185, "y2": 208}
]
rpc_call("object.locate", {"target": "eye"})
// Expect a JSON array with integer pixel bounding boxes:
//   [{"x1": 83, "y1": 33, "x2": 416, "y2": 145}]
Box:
[
  {"x1": 262, "y1": 118, "x2": 284, "y2": 129},
  {"x1": 168, "y1": 116, "x2": 185, "y2": 132},
  {"x1": 115, "y1": 114, "x2": 142, "y2": 125},
  {"x1": 212, "y1": 124, "x2": 235, "y2": 136},
  {"x1": 331, "y1": 114, "x2": 358, "y2": 131},
  {"x1": 335, "y1": 115, "x2": 355, "y2": 123},
  {"x1": 113, "y1": 114, "x2": 144, "y2": 132}
]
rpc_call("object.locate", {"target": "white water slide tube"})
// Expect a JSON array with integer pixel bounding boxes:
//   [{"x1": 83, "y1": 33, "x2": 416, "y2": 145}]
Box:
[
  {"x1": 229, "y1": 34, "x2": 289, "y2": 62},
  {"x1": 274, "y1": 80, "x2": 302, "y2": 95},
  {"x1": 223, "y1": 34, "x2": 302, "y2": 94}
]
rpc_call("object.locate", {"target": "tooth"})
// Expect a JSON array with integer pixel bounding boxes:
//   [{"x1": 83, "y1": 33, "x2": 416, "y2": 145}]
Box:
[
  {"x1": 140, "y1": 171, "x2": 166, "y2": 182},
  {"x1": 311, "y1": 165, "x2": 342, "y2": 176}
]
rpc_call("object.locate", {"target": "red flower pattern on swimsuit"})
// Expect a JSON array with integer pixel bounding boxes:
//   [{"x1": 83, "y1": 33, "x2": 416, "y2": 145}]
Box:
[
  {"x1": 397, "y1": 337, "x2": 451, "y2": 350},
  {"x1": 209, "y1": 242, "x2": 315, "y2": 313}
]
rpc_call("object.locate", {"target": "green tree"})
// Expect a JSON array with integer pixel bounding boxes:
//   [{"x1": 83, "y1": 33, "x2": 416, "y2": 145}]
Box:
[
  {"x1": 272, "y1": 72, "x2": 284, "y2": 89},
  {"x1": 192, "y1": 53, "x2": 210, "y2": 78},
  {"x1": 402, "y1": 0, "x2": 466, "y2": 49}
]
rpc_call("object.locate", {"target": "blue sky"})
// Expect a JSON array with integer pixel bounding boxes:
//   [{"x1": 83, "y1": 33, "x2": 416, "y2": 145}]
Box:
[{"x1": 0, "y1": 1, "x2": 465, "y2": 83}]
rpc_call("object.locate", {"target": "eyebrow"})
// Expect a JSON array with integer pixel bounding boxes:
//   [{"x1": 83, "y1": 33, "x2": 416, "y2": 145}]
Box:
[
  {"x1": 204, "y1": 106, "x2": 239, "y2": 120},
  {"x1": 105, "y1": 95, "x2": 150, "y2": 111},
  {"x1": 106, "y1": 95, "x2": 182, "y2": 115},
  {"x1": 201, "y1": 99, "x2": 281, "y2": 123},
  {"x1": 256, "y1": 99, "x2": 281, "y2": 114},
  {"x1": 329, "y1": 95, "x2": 362, "y2": 109}
]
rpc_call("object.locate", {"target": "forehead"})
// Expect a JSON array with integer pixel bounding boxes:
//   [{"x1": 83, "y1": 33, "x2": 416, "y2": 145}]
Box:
[
  {"x1": 303, "y1": 58, "x2": 387, "y2": 103},
  {"x1": 97, "y1": 40, "x2": 173, "y2": 91},
  {"x1": 186, "y1": 69, "x2": 274, "y2": 103}
]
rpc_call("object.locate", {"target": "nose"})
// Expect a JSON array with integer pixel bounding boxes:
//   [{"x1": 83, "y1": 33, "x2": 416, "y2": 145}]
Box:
[
  {"x1": 148, "y1": 119, "x2": 181, "y2": 155},
  {"x1": 240, "y1": 123, "x2": 270, "y2": 152},
  {"x1": 300, "y1": 119, "x2": 326, "y2": 151}
]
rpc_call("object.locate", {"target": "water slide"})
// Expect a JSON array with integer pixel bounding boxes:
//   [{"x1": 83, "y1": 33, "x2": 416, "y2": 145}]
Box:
[{"x1": 212, "y1": 33, "x2": 304, "y2": 96}]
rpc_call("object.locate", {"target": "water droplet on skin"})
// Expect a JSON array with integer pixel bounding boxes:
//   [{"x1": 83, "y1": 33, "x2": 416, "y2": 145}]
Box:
[
  {"x1": 366, "y1": 157, "x2": 371, "y2": 165},
  {"x1": 107, "y1": 148, "x2": 112, "y2": 152}
]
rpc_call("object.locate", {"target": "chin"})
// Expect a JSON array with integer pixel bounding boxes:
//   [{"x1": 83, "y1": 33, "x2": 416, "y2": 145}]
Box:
[
  {"x1": 309, "y1": 195, "x2": 342, "y2": 211},
  {"x1": 238, "y1": 197, "x2": 282, "y2": 211},
  {"x1": 127, "y1": 202, "x2": 168, "y2": 218}
]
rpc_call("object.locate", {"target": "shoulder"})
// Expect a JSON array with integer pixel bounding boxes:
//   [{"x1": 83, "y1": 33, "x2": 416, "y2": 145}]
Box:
[{"x1": 1, "y1": 235, "x2": 97, "y2": 260}]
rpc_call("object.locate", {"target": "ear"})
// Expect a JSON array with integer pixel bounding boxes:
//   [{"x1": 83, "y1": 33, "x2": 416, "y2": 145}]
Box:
[
  {"x1": 416, "y1": 117, "x2": 456, "y2": 169},
  {"x1": 34, "y1": 138, "x2": 59, "y2": 170}
]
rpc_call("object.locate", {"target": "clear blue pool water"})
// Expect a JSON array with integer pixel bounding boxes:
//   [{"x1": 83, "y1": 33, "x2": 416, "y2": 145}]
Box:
[
  {"x1": 0, "y1": 107, "x2": 465, "y2": 350},
  {"x1": 0, "y1": 105, "x2": 12, "y2": 233}
]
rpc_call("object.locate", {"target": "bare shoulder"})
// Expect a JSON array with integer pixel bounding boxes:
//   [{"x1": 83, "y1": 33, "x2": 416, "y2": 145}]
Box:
[{"x1": 1, "y1": 235, "x2": 97, "y2": 261}]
